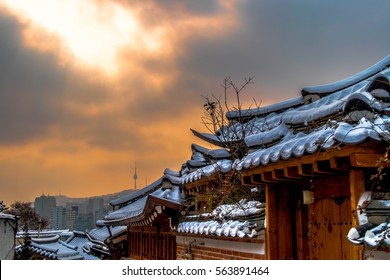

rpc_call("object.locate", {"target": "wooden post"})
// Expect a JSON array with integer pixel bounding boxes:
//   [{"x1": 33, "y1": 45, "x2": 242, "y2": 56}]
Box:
[
  {"x1": 265, "y1": 184, "x2": 278, "y2": 259},
  {"x1": 349, "y1": 168, "x2": 365, "y2": 260}
]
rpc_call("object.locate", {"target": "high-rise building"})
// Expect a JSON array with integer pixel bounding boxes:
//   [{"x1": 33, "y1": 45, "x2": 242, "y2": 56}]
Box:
[
  {"x1": 65, "y1": 205, "x2": 79, "y2": 231},
  {"x1": 75, "y1": 213, "x2": 94, "y2": 232},
  {"x1": 51, "y1": 206, "x2": 67, "y2": 230},
  {"x1": 34, "y1": 194, "x2": 56, "y2": 227},
  {"x1": 87, "y1": 197, "x2": 104, "y2": 224}
]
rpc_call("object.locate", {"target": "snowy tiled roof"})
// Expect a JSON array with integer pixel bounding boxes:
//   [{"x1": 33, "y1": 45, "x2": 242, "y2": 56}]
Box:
[
  {"x1": 177, "y1": 200, "x2": 265, "y2": 238},
  {"x1": 16, "y1": 234, "x2": 85, "y2": 260},
  {"x1": 109, "y1": 177, "x2": 163, "y2": 207},
  {"x1": 181, "y1": 159, "x2": 233, "y2": 184},
  {"x1": 189, "y1": 55, "x2": 390, "y2": 174},
  {"x1": 64, "y1": 231, "x2": 100, "y2": 260},
  {"x1": 103, "y1": 175, "x2": 182, "y2": 226},
  {"x1": 231, "y1": 60, "x2": 390, "y2": 171},
  {"x1": 301, "y1": 55, "x2": 390, "y2": 96},
  {"x1": 191, "y1": 143, "x2": 231, "y2": 159},
  {"x1": 87, "y1": 226, "x2": 127, "y2": 243},
  {"x1": 0, "y1": 213, "x2": 16, "y2": 220}
]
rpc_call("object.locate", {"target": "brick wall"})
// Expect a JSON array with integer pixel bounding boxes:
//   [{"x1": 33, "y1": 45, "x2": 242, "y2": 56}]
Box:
[{"x1": 176, "y1": 235, "x2": 265, "y2": 260}]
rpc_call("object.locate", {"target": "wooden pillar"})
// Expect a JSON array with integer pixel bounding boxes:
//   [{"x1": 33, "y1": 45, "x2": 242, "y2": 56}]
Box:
[
  {"x1": 349, "y1": 168, "x2": 365, "y2": 260},
  {"x1": 265, "y1": 184, "x2": 277, "y2": 259}
]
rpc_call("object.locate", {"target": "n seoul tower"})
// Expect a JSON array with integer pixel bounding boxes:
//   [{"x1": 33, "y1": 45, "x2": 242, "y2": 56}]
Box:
[{"x1": 133, "y1": 162, "x2": 138, "y2": 191}]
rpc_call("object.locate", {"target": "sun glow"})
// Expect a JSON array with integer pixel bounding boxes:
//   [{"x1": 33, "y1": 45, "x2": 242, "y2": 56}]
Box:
[{"x1": 1, "y1": 0, "x2": 163, "y2": 75}]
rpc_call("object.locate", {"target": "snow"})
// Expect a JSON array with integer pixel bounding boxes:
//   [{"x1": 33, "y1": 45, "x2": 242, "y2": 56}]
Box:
[
  {"x1": 231, "y1": 67, "x2": 390, "y2": 171},
  {"x1": 181, "y1": 159, "x2": 233, "y2": 183},
  {"x1": 88, "y1": 226, "x2": 127, "y2": 242},
  {"x1": 18, "y1": 234, "x2": 85, "y2": 260},
  {"x1": 226, "y1": 96, "x2": 303, "y2": 120},
  {"x1": 245, "y1": 124, "x2": 290, "y2": 148},
  {"x1": 178, "y1": 200, "x2": 265, "y2": 238},
  {"x1": 0, "y1": 213, "x2": 16, "y2": 220},
  {"x1": 191, "y1": 143, "x2": 231, "y2": 159},
  {"x1": 235, "y1": 126, "x2": 335, "y2": 170},
  {"x1": 333, "y1": 118, "x2": 382, "y2": 144},
  {"x1": 109, "y1": 177, "x2": 162, "y2": 207},
  {"x1": 103, "y1": 178, "x2": 182, "y2": 225},
  {"x1": 347, "y1": 192, "x2": 390, "y2": 254}
]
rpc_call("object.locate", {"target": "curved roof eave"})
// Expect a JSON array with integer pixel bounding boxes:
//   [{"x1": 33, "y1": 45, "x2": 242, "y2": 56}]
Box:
[{"x1": 301, "y1": 55, "x2": 390, "y2": 97}]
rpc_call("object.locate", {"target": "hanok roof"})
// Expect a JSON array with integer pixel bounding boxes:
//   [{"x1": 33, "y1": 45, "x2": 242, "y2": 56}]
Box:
[
  {"x1": 16, "y1": 235, "x2": 85, "y2": 260},
  {"x1": 88, "y1": 225, "x2": 127, "y2": 243},
  {"x1": 189, "y1": 55, "x2": 390, "y2": 171},
  {"x1": 181, "y1": 143, "x2": 233, "y2": 184},
  {"x1": 102, "y1": 172, "x2": 182, "y2": 227},
  {"x1": 64, "y1": 231, "x2": 100, "y2": 260},
  {"x1": 0, "y1": 213, "x2": 16, "y2": 221}
]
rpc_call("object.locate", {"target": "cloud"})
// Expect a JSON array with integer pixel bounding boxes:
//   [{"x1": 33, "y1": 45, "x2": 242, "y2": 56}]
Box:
[{"x1": 1, "y1": 0, "x2": 390, "y2": 203}]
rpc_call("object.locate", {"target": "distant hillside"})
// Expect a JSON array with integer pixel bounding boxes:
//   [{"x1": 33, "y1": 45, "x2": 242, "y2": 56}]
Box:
[{"x1": 54, "y1": 189, "x2": 134, "y2": 207}]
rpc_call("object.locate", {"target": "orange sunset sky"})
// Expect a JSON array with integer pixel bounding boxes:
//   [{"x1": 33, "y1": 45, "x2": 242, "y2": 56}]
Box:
[{"x1": 0, "y1": 0, "x2": 389, "y2": 205}]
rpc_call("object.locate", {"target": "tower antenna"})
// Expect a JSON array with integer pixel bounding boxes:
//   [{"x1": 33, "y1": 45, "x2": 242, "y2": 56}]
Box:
[{"x1": 133, "y1": 162, "x2": 138, "y2": 191}]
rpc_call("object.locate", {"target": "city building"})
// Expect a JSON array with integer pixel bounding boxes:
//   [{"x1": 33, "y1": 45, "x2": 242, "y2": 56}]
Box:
[
  {"x1": 51, "y1": 206, "x2": 67, "y2": 230},
  {"x1": 87, "y1": 197, "x2": 105, "y2": 224},
  {"x1": 34, "y1": 194, "x2": 56, "y2": 228}
]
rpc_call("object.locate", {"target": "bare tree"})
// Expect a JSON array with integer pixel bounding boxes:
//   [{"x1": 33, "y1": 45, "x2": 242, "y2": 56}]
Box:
[
  {"x1": 189, "y1": 77, "x2": 264, "y2": 214},
  {"x1": 201, "y1": 76, "x2": 257, "y2": 160},
  {"x1": 5, "y1": 201, "x2": 48, "y2": 259}
]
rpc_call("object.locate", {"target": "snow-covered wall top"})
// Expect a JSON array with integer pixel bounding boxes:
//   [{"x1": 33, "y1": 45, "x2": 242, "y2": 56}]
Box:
[{"x1": 178, "y1": 200, "x2": 265, "y2": 238}]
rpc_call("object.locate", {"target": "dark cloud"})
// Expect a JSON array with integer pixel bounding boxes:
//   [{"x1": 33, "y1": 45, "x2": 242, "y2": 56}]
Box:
[
  {"x1": 1, "y1": 0, "x2": 390, "y2": 203},
  {"x1": 0, "y1": 10, "x2": 112, "y2": 145},
  {"x1": 0, "y1": 12, "x2": 64, "y2": 143},
  {"x1": 176, "y1": 0, "x2": 390, "y2": 104}
]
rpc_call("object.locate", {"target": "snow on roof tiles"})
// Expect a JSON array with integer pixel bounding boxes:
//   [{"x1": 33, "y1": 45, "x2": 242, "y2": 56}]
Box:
[
  {"x1": 109, "y1": 177, "x2": 163, "y2": 207},
  {"x1": 88, "y1": 226, "x2": 127, "y2": 242},
  {"x1": 0, "y1": 213, "x2": 16, "y2": 220},
  {"x1": 103, "y1": 184, "x2": 181, "y2": 225},
  {"x1": 181, "y1": 159, "x2": 233, "y2": 184},
  {"x1": 18, "y1": 234, "x2": 85, "y2": 260},
  {"x1": 178, "y1": 200, "x2": 265, "y2": 238},
  {"x1": 191, "y1": 143, "x2": 231, "y2": 159},
  {"x1": 229, "y1": 59, "x2": 390, "y2": 170},
  {"x1": 301, "y1": 54, "x2": 390, "y2": 96}
]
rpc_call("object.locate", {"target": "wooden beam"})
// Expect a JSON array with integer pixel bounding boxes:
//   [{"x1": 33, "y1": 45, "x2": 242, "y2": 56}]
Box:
[
  {"x1": 330, "y1": 157, "x2": 350, "y2": 171},
  {"x1": 239, "y1": 143, "x2": 385, "y2": 178},
  {"x1": 284, "y1": 166, "x2": 303, "y2": 179},
  {"x1": 313, "y1": 160, "x2": 344, "y2": 175},
  {"x1": 261, "y1": 171, "x2": 279, "y2": 183},
  {"x1": 350, "y1": 153, "x2": 390, "y2": 168}
]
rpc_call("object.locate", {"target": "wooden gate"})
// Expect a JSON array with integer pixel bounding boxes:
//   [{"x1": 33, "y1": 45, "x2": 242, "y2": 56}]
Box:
[{"x1": 307, "y1": 197, "x2": 354, "y2": 259}]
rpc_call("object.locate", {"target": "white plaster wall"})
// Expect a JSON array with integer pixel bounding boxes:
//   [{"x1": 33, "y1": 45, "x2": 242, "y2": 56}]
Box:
[
  {"x1": 364, "y1": 250, "x2": 390, "y2": 260},
  {"x1": 0, "y1": 220, "x2": 15, "y2": 260},
  {"x1": 176, "y1": 234, "x2": 265, "y2": 255}
]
